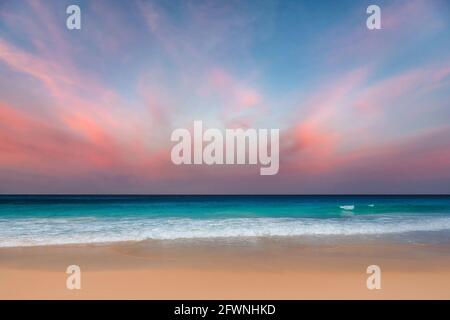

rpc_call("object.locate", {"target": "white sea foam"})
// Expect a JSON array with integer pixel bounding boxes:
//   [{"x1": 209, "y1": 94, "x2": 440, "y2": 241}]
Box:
[
  {"x1": 339, "y1": 205, "x2": 355, "y2": 210},
  {"x1": 1, "y1": 215, "x2": 450, "y2": 247}
]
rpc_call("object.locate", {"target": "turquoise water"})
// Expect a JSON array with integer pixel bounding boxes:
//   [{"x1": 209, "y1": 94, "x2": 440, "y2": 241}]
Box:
[{"x1": 0, "y1": 195, "x2": 450, "y2": 246}]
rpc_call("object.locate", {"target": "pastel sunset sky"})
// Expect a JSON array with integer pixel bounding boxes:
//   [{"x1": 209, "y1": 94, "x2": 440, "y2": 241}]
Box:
[{"x1": 0, "y1": 0, "x2": 449, "y2": 193}]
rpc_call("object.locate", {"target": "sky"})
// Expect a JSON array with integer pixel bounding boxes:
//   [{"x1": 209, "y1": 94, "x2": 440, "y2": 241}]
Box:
[{"x1": 0, "y1": 0, "x2": 449, "y2": 194}]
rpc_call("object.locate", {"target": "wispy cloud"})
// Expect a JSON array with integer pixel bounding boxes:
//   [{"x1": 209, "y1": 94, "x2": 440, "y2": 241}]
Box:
[{"x1": 0, "y1": 0, "x2": 449, "y2": 193}]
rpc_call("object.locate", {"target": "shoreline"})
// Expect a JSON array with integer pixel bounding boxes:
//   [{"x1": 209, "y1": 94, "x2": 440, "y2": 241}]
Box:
[
  {"x1": 3, "y1": 227, "x2": 450, "y2": 248},
  {"x1": 1, "y1": 237, "x2": 450, "y2": 299}
]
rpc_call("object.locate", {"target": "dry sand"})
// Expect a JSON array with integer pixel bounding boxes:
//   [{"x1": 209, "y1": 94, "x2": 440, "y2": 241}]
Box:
[{"x1": 0, "y1": 237, "x2": 449, "y2": 299}]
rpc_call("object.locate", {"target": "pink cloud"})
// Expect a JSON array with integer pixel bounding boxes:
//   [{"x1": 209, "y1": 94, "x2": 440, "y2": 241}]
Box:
[
  {"x1": 206, "y1": 67, "x2": 263, "y2": 110},
  {"x1": 282, "y1": 67, "x2": 369, "y2": 163},
  {"x1": 354, "y1": 61, "x2": 450, "y2": 114},
  {"x1": 0, "y1": 100, "x2": 177, "y2": 182}
]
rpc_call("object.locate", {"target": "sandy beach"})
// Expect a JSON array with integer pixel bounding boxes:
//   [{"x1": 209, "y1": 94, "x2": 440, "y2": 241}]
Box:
[{"x1": 1, "y1": 237, "x2": 450, "y2": 299}]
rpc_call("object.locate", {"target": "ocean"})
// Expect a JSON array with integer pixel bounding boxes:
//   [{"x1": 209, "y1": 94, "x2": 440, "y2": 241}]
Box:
[{"x1": 1, "y1": 195, "x2": 450, "y2": 247}]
